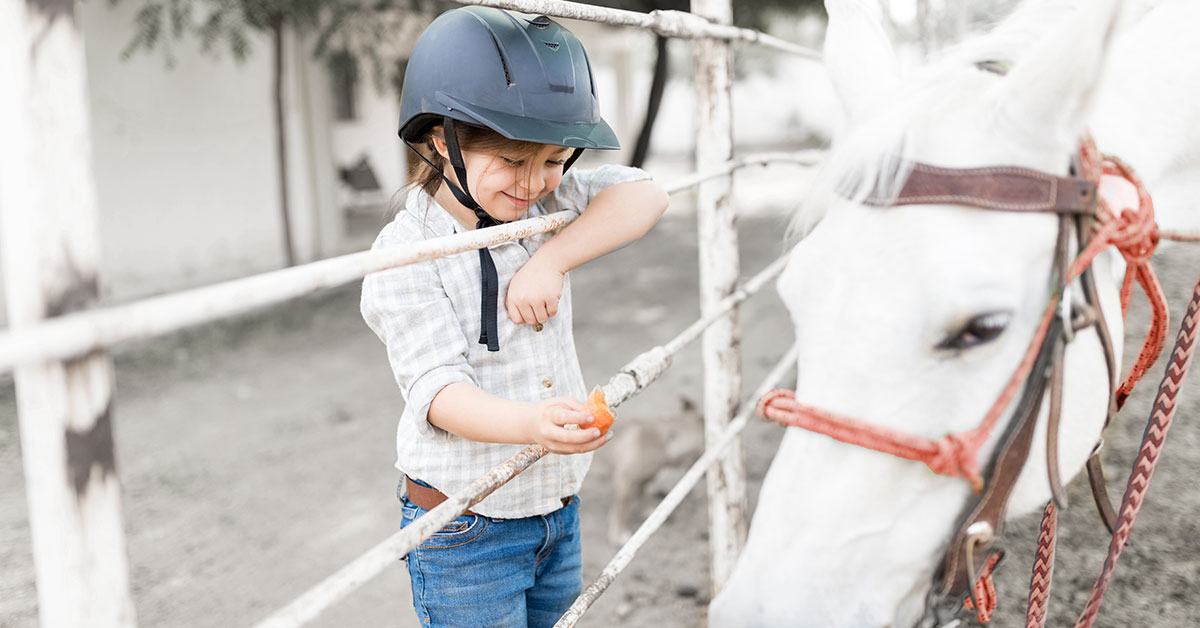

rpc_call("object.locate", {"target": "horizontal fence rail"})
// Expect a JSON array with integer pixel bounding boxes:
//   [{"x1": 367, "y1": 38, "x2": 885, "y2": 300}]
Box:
[
  {"x1": 250, "y1": 253, "x2": 789, "y2": 628},
  {"x1": 451, "y1": 0, "x2": 821, "y2": 59},
  {"x1": 0, "y1": 152, "x2": 815, "y2": 374},
  {"x1": 0, "y1": 212, "x2": 572, "y2": 372},
  {"x1": 662, "y1": 151, "x2": 823, "y2": 195},
  {"x1": 554, "y1": 343, "x2": 798, "y2": 627}
]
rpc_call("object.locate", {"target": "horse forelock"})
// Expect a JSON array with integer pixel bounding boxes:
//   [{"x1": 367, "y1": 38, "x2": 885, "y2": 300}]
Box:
[
  {"x1": 788, "y1": 64, "x2": 1005, "y2": 242},
  {"x1": 790, "y1": 0, "x2": 1113, "y2": 243}
]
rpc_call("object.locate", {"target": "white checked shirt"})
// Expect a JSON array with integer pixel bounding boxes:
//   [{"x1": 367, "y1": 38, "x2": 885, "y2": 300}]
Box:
[{"x1": 361, "y1": 165, "x2": 650, "y2": 518}]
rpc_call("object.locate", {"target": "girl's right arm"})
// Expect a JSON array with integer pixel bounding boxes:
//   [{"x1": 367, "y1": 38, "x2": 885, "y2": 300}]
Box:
[
  {"x1": 429, "y1": 383, "x2": 609, "y2": 454},
  {"x1": 362, "y1": 239, "x2": 607, "y2": 455}
]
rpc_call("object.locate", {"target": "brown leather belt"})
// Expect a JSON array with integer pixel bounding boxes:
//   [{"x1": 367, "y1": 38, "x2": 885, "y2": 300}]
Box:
[{"x1": 405, "y1": 477, "x2": 570, "y2": 516}]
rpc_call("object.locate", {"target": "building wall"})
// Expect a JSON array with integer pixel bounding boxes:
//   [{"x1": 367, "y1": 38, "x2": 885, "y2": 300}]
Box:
[{"x1": 77, "y1": 1, "x2": 300, "y2": 305}]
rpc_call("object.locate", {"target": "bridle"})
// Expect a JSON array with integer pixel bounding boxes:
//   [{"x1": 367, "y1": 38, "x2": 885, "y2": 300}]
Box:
[{"x1": 758, "y1": 137, "x2": 1196, "y2": 627}]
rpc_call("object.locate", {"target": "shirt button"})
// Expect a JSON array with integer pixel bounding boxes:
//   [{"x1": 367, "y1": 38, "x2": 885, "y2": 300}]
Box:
[
  {"x1": 533, "y1": 322, "x2": 544, "y2": 332},
  {"x1": 542, "y1": 378, "x2": 553, "y2": 389}
]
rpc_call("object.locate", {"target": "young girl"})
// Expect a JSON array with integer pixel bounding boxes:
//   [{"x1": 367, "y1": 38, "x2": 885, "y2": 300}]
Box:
[{"x1": 360, "y1": 7, "x2": 669, "y2": 628}]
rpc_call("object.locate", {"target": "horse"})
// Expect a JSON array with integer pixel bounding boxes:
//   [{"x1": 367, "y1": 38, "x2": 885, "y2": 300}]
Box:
[{"x1": 708, "y1": 0, "x2": 1200, "y2": 626}]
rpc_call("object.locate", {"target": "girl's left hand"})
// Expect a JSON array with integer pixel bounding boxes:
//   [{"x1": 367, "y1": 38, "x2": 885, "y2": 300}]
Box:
[{"x1": 506, "y1": 257, "x2": 564, "y2": 325}]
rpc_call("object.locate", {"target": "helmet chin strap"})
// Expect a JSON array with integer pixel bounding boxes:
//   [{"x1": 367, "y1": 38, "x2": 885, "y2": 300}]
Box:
[
  {"x1": 402, "y1": 117, "x2": 586, "y2": 353},
  {"x1": 402, "y1": 117, "x2": 502, "y2": 352},
  {"x1": 442, "y1": 118, "x2": 502, "y2": 352},
  {"x1": 563, "y1": 147, "x2": 585, "y2": 173}
]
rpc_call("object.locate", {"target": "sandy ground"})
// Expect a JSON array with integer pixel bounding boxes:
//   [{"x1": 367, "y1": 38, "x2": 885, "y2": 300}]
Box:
[{"x1": 3, "y1": 192, "x2": 1200, "y2": 627}]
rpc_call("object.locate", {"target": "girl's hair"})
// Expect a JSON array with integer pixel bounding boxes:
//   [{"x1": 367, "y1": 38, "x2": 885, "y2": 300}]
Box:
[{"x1": 408, "y1": 122, "x2": 549, "y2": 197}]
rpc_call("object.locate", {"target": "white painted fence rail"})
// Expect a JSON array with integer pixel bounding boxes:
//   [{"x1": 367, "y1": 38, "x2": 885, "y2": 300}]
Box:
[
  {"x1": 451, "y1": 0, "x2": 821, "y2": 59},
  {"x1": 554, "y1": 344, "x2": 798, "y2": 627},
  {"x1": 0, "y1": 212, "x2": 573, "y2": 372},
  {"x1": 251, "y1": 253, "x2": 789, "y2": 628},
  {"x1": 0, "y1": 151, "x2": 814, "y2": 373}
]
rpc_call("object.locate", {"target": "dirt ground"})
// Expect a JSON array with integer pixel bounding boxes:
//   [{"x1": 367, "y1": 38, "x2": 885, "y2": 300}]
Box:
[{"x1": 3, "y1": 201, "x2": 1200, "y2": 628}]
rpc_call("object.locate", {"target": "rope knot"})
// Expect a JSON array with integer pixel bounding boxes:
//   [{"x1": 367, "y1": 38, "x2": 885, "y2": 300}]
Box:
[
  {"x1": 928, "y1": 433, "x2": 984, "y2": 493},
  {"x1": 1105, "y1": 206, "x2": 1158, "y2": 267}
]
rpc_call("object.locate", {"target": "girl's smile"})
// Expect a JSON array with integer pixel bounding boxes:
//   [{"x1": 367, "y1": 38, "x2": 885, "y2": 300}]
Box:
[
  {"x1": 433, "y1": 138, "x2": 571, "y2": 229},
  {"x1": 502, "y1": 192, "x2": 534, "y2": 208}
]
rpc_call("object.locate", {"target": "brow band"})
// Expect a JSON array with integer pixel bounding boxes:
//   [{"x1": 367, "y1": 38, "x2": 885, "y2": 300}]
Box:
[{"x1": 862, "y1": 162, "x2": 1097, "y2": 214}]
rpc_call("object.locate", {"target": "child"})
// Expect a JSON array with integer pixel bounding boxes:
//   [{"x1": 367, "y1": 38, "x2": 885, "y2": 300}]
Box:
[{"x1": 360, "y1": 7, "x2": 669, "y2": 628}]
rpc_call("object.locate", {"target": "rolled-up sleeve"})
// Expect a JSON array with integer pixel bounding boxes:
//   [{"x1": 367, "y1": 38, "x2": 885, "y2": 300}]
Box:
[
  {"x1": 537, "y1": 164, "x2": 652, "y2": 219},
  {"x1": 361, "y1": 249, "x2": 475, "y2": 440}
]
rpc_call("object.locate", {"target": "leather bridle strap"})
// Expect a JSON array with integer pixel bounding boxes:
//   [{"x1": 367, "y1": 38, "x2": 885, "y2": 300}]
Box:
[
  {"x1": 936, "y1": 211, "x2": 1075, "y2": 607},
  {"x1": 864, "y1": 163, "x2": 1098, "y2": 214}
]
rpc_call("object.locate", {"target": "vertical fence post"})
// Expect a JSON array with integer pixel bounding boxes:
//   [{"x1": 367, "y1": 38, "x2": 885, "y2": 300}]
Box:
[
  {"x1": 690, "y1": 0, "x2": 746, "y2": 596},
  {"x1": 0, "y1": 2, "x2": 137, "y2": 627}
]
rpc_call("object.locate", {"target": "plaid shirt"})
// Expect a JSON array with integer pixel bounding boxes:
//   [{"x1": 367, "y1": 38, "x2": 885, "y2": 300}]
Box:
[{"x1": 361, "y1": 165, "x2": 649, "y2": 518}]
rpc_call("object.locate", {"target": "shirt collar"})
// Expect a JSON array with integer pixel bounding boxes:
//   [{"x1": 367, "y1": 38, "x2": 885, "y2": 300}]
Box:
[{"x1": 406, "y1": 186, "x2": 465, "y2": 237}]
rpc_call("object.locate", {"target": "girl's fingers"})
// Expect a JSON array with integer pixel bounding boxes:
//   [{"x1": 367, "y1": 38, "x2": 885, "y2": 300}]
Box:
[
  {"x1": 518, "y1": 303, "x2": 536, "y2": 326},
  {"x1": 533, "y1": 302, "x2": 549, "y2": 324},
  {"x1": 556, "y1": 425, "x2": 603, "y2": 444},
  {"x1": 558, "y1": 397, "x2": 586, "y2": 412},
  {"x1": 550, "y1": 406, "x2": 593, "y2": 427},
  {"x1": 546, "y1": 427, "x2": 610, "y2": 454},
  {"x1": 506, "y1": 299, "x2": 522, "y2": 324}
]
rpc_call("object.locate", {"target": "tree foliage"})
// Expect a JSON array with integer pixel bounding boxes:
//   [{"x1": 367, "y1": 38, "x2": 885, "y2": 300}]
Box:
[{"x1": 112, "y1": 0, "x2": 449, "y2": 91}]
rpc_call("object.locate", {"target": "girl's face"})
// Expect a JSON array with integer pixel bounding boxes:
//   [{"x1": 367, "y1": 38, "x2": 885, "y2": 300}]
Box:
[{"x1": 436, "y1": 138, "x2": 571, "y2": 225}]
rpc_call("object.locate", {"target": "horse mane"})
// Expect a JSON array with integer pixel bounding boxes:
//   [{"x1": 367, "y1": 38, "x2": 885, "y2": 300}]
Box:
[{"x1": 788, "y1": 0, "x2": 1120, "y2": 241}]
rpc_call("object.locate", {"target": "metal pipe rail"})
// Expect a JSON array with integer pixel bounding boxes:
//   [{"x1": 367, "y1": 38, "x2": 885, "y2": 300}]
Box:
[
  {"x1": 250, "y1": 253, "x2": 790, "y2": 628},
  {"x1": 0, "y1": 152, "x2": 814, "y2": 374},
  {"x1": 451, "y1": 0, "x2": 821, "y2": 59},
  {"x1": 554, "y1": 343, "x2": 798, "y2": 627}
]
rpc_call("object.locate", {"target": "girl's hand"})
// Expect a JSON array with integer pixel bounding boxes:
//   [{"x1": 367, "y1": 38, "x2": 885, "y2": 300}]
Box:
[
  {"x1": 506, "y1": 258, "x2": 564, "y2": 326},
  {"x1": 530, "y1": 397, "x2": 611, "y2": 454}
]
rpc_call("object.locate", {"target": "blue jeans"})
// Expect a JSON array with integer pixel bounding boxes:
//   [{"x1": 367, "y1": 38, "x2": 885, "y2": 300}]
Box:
[{"x1": 399, "y1": 490, "x2": 583, "y2": 628}]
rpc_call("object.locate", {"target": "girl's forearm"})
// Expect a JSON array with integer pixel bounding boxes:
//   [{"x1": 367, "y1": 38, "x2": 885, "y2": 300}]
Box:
[
  {"x1": 534, "y1": 179, "x2": 669, "y2": 272},
  {"x1": 428, "y1": 382, "x2": 535, "y2": 443}
]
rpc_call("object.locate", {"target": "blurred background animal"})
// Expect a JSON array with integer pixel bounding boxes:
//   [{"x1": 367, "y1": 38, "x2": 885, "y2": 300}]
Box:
[{"x1": 604, "y1": 396, "x2": 704, "y2": 545}]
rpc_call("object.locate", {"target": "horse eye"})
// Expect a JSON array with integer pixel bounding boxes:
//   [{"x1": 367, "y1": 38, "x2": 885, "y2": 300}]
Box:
[{"x1": 938, "y1": 311, "x2": 1012, "y2": 351}]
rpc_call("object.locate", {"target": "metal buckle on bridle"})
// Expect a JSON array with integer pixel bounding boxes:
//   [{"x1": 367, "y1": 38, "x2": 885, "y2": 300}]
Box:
[{"x1": 1059, "y1": 284, "x2": 1075, "y2": 343}]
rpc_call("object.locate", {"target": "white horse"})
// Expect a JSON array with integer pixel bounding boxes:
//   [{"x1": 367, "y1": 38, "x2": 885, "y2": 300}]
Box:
[{"x1": 710, "y1": 0, "x2": 1200, "y2": 626}]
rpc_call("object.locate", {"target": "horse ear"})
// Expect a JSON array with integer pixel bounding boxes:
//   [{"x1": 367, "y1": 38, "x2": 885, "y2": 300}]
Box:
[
  {"x1": 991, "y1": 0, "x2": 1125, "y2": 149},
  {"x1": 823, "y1": 0, "x2": 900, "y2": 122}
]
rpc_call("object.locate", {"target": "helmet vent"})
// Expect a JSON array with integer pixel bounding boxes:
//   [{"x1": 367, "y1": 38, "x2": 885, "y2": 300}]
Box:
[
  {"x1": 543, "y1": 41, "x2": 560, "y2": 51},
  {"x1": 489, "y1": 34, "x2": 514, "y2": 85},
  {"x1": 528, "y1": 16, "x2": 551, "y2": 29}
]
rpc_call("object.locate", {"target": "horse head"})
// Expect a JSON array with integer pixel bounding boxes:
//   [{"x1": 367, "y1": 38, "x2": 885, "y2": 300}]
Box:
[{"x1": 710, "y1": 0, "x2": 1134, "y2": 625}]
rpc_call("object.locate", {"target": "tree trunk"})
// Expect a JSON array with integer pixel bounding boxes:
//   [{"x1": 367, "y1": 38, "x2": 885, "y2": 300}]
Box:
[
  {"x1": 629, "y1": 35, "x2": 670, "y2": 169},
  {"x1": 271, "y1": 15, "x2": 296, "y2": 267}
]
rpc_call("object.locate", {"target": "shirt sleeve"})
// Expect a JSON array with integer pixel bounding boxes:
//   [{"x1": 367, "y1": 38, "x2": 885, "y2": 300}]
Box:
[
  {"x1": 361, "y1": 238, "x2": 475, "y2": 441},
  {"x1": 536, "y1": 164, "x2": 652, "y2": 220}
]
